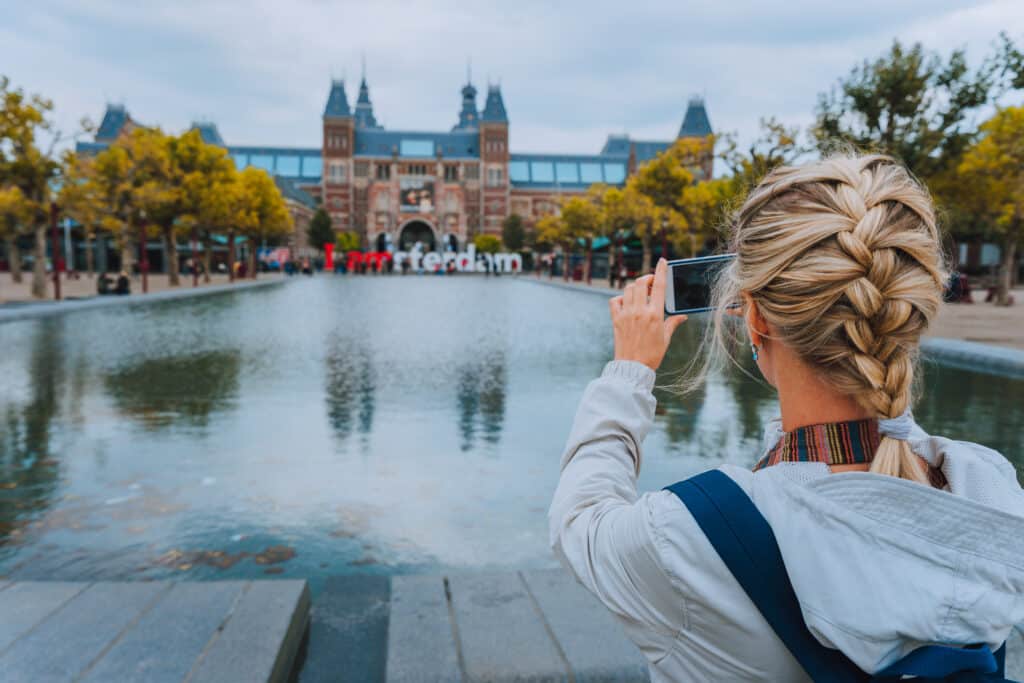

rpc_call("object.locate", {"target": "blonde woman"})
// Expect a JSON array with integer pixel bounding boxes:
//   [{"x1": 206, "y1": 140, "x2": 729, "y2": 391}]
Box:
[{"x1": 550, "y1": 155, "x2": 1024, "y2": 682}]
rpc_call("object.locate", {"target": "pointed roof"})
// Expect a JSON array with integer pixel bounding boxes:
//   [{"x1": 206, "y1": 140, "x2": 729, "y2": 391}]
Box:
[
  {"x1": 96, "y1": 104, "x2": 131, "y2": 141},
  {"x1": 480, "y1": 85, "x2": 508, "y2": 123},
  {"x1": 678, "y1": 96, "x2": 712, "y2": 138},
  {"x1": 354, "y1": 78, "x2": 382, "y2": 129},
  {"x1": 190, "y1": 121, "x2": 225, "y2": 146},
  {"x1": 452, "y1": 80, "x2": 479, "y2": 131},
  {"x1": 324, "y1": 80, "x2": 352, "y2": 118}
]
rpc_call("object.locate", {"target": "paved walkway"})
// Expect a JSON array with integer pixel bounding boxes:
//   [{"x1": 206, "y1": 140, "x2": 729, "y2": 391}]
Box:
[
  {"x1": 0, "y1": 580, "x2": 309, "y2": 682},
  {"x1": 0, "y1": 275, "x2": 286, "y2": 325},
  {"x1": 0, "y1": 272, "x2": 264, "y2": 305}
]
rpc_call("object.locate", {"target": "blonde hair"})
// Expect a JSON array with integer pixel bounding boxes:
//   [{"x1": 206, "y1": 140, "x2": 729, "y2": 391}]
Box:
[{"x1": 698, "y1": 154, "x2": 947, "y2": 484}]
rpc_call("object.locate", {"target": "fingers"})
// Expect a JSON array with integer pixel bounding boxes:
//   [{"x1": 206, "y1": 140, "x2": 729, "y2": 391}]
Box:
[
  {"x1": 650, "y1": 258, "x2": 667, "y2": 310},
  {"x1": 624, "y1": 282, "x2": 637, "y2": 308},
  {"x1": 608, "y1": 295, "x2": 623, "y2": 319},
  {"x1": 665, "y1": 313, "x2": 688, "y2": 335}
]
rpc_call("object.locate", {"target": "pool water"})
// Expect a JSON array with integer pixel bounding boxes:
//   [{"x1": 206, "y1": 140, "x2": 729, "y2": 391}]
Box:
[{"x1": 1, "y1": 276, "x2": 1021, "y2": 589}]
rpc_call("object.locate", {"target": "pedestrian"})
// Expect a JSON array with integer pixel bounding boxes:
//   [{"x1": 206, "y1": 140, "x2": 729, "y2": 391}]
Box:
[{"x1": 550, "y1": 154, "x2": 1024, "y2": 682}]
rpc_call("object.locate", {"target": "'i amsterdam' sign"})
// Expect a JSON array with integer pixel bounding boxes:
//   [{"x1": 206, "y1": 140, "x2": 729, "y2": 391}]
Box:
[{"x1": 394, "y1": 244, "x2": 522, "y2": 273}]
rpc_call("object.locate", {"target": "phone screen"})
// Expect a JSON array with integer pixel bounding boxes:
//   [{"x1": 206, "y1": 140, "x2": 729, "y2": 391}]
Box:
[{"x1": 666, "y1": 255, "x2": 735, "y2": 315}]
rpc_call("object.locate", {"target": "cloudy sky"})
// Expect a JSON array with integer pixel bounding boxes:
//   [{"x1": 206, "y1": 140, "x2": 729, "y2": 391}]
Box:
[{"x1": 2, "y1": 0, "x2": 1021, "y2": 159}]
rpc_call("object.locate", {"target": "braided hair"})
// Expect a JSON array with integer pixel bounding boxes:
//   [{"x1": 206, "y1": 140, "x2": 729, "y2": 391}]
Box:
[{"x1": 699, "y1": 155, "x2": 947, "y2": 483}]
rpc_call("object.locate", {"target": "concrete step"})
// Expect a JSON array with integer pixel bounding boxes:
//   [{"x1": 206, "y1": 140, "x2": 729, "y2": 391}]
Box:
[{"x1": 0, "y1": 579, "x2": 310, "y2": 682}]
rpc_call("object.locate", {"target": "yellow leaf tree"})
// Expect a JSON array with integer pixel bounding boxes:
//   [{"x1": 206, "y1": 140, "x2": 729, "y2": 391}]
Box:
[
  {"x1": 235, "y1": 166, "x2": 292, "y2": 279},
  {"x1": 957, "y1": 105, "x2": 1024, "y2": 306},
  {"x1": 0, "y1": 185, "x2": 31, "y2": 283}
]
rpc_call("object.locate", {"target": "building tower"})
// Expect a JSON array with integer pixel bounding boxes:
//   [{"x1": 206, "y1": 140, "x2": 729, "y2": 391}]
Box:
[
  {"x1": 677, "y1": 96, "x2": 714, "y2": 179},
  {"x1": 479, "y1": 85, "x2": 509, "y2": 236},
  {"x1": 452, "y1": 80, "x2": 479, "y2": 131},
  {"x1": 322, "y1": 79, "x2": 354, "y2": 237},
  {"x1": 354, "y1": 77, "x2": 382, "y2": 130}
]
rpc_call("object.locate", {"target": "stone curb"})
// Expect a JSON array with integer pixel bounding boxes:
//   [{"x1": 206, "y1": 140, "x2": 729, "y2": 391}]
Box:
[
  {"x1": 520, "y1": 278, "x2": 1024, "y2": 379},
  {"x1": 0, "y1": 276, "x2": 287, "y2": 325}
]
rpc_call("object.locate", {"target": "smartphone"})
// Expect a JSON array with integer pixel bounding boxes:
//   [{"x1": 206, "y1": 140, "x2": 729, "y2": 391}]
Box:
[{"x1": 664, "y1": 254, "x2": 736, "y2": 315}]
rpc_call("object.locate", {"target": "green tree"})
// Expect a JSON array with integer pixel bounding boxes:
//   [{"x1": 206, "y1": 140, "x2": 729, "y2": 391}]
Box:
[
  {"x1": 0, "y1": 77, "x2": 62, "y2": 298},
  {"x1": 308, "y1": 207, "x2": 333, "y2": 252},
  {"x1": 335, "y1": 230, "x2": 360, "y2": 252},
  {"x1": 957, "y1": 106, "x2": 1024, "y2": 306},
  {"x1": 501, "y1": 213, "x2": 525, "y2": 251},
  {"x1": 473, "y1": 233, "x2": 501, "y2": 254},
  {"x1": 720, "y1": 117, "x2": 804, "y2": 193},
  {"x1": 813, "y1": 40, "x2": 994, "y2": 181}
]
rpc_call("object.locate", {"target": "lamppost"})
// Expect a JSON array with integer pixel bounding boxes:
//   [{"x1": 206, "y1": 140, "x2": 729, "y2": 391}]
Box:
[{"x1": 138, "y1": 208, "x2": 149, "y2": 294}]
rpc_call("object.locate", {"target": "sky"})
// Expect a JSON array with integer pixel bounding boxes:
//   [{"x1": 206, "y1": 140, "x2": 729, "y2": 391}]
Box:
[{"x1": 1, "y1": 0, "x2": 1021, "y2": 158}]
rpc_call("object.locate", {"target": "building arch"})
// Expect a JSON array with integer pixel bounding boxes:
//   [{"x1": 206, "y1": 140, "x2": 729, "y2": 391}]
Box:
[{"x1": 398, "y1": 219, "x2": 438, "y2": 252}]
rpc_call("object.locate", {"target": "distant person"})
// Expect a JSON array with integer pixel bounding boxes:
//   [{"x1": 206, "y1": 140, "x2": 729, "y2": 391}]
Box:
[
  {"x1": 551, "y1": 155, "x2": 1024, "y2": 682},
  {"x1": 114, "y1": 271, "x2": 130, "y2": 295},
  {"x1": 618, "y1": 262, "x2": 628, "y2": 289},
  {"x1": 97, "y1": 272, "x2": 113, "y2": 295}
]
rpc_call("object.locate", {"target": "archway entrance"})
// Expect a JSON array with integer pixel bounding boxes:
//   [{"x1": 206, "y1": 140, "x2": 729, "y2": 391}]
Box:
[{"x1": 399, "y1": 220, "x2": 437, "y2": 252}]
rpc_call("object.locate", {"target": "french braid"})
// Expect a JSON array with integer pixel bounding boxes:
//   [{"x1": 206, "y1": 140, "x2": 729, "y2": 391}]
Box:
[{"x1": 703, "y1": 155, "x2": 947, "y2": 483}]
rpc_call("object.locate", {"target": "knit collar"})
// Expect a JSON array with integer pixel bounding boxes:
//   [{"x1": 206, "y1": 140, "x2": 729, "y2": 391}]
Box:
[{"x1": 753, "y1": 418, "x2": 880, "y2": 472}]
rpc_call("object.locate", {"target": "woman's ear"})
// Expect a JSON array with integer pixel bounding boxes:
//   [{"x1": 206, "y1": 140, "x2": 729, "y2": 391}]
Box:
[{"x1": 742, "y1": 292, "x2": 770, "y2": 347}]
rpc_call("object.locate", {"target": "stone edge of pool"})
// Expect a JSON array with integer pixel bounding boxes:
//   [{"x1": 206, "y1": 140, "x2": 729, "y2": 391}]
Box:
[
  {"x1": 520, "y1": 277, "x2": 1024, "y2": 379},
  {"x1": 0, "y1": 276, "x2": 287, "y2": 325}
]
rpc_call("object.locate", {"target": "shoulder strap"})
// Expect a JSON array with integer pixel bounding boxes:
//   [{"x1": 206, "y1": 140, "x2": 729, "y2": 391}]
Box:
[
  {"x1": 665, "y1": 470, "x2": 865, "y2": 682},
  {"x1": 665, "y1": 470, "x2": 1016, "y2": 683}
]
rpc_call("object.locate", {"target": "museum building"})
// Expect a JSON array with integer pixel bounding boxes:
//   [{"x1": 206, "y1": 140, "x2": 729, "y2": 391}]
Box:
[{"x1": 79, "y1": 77, "x2": 713, "y2": 253}]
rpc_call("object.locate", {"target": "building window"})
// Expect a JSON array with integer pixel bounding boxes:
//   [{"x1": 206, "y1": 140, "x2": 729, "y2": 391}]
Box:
[
  {"x1": 464, "y1": 164, "x2": 479, "y2": 180},
  {"x1": 376, "y1": 163, "x2": 391, "y2": 180},
  {"x1": 487, "y1": 167, "x2": 504, "y2": 187},
  {"x1": 354, "y1": 161, "x2": 369, "y2": 178},
  {"x1": 332, "y1": 197, "x2": 343, "y2": 209},
  {"x1": 444, "y1": 165, "x2": 459, "y2": 182},
  {"x1": 328, "y1": 162, "x2": 346, "y2": 183},
  {"x1": 406, "y1": 164, "x2": 428, "y2": 176}
]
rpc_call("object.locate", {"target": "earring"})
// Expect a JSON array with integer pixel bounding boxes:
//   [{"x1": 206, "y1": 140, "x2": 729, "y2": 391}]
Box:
[{"x1": 751, "y1": 343, "x2": 759, "y2": 361}]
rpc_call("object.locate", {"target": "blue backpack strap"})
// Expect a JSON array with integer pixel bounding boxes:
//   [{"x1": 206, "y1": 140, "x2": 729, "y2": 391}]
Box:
[
  {"x1": 664, "y1": 470, "x2": 1018, "y2": 683},
  {"x1": 665, "y1": 470, "x2": 865, "y2": 682}
]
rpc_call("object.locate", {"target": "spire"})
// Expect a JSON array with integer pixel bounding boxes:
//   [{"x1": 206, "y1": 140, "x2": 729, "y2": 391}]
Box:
[
  {"x1": 480, "y1": 84, "x2": 508, "y2": 123},
  {"x1": 453, "y1": 71, "x2": 479, "y2": 131},
  {"x1": 354, "y1": 61, "x2": 382, "y2": 129},
  {"x1": 189, "y1": 120, "x2": 225, "y2": 146},
  {"x1": 323, "y1": 79, "x2": 352, "y2": 118},
  {"x1": 678, "y1": 96, "x2": 712, "y2": 138},
  {"x1": 96, "y1": 103, "x2": 130, "y2": 141}
]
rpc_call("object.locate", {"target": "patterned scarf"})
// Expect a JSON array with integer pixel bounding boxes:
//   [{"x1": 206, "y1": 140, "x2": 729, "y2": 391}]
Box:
[{"x1": 753, "y1": 419, "x2": 880, "y2": 472}]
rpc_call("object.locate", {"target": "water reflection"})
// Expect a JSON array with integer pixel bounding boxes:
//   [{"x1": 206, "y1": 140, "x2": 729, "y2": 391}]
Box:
[
  {"x1": 0, "y1": 277, "x2": 1020, "y2": 583},
  {"x1": 0, "y1": 318, "x2": 64, "y2": 549},
  {"x1": 456, "y1": 351, "x2": 507, "y2": 451},
  {"x1": 103, "y1": 351, "x2": 241, "y2": 431}
]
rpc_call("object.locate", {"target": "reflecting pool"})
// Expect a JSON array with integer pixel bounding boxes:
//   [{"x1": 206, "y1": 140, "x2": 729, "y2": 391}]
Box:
[{"x1": 1, "y1": 277, "x2": 1021, "y2": 589}]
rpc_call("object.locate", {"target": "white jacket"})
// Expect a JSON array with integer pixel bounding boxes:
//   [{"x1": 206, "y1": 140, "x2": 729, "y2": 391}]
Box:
[{"x1": 549, "y1": 361, "x2": 1024, "y2": 682}]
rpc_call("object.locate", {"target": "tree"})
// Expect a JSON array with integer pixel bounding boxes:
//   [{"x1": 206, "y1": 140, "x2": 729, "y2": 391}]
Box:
[
  {"x1": 957, "y1": 106, "x2": 1024, "y2": 306},
  {"x1": 0, "y1": 184, "x2": 30, "y2": 282},
  {"x1": 501, "y1": 213, "x2": 525, "y2": 251},
  {"x1": 473, "y1": 233, "x2": 501, "y2": 254},
  {"x1": 560, "y1": 196, "x2": 602, "y2": 283},
  {"x1": 335, "y1": 230, "x2": 360, "y2": 253},
  {"x1": 534, "y1": 214, "x2": 561, "y2": 279},
  {"x1": 190, "y1": 146, "x2": 237, "y2": 283},
  {"x1": 813, "y1": 40, "x2": 994, "y2": 181},
  {"x1": 0, "y1": 77, "x2": 62, "y2": 298},
  {"x1": 235, "y1": 166, "x2": 292, "y2": 279},
  {"x1": 58, "y1": 152, "x2": 105, "y2": 277},
  {"x1": 308, "y1": 207, "x2": 333, "y2": 252},
  {"x1": 720, "y1": 117, "x2": 804, "y2": 193}
]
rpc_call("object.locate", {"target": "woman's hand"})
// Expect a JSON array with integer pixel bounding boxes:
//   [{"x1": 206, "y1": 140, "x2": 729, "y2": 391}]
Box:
[{"x1": 609, "y1": 258, "x2": 688, "y2": 371}]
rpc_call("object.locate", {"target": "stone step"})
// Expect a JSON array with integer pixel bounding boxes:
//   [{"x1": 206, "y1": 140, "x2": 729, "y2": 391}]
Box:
[{"x1": 0, "y1": 580, "x2": 309, "y2": 683}]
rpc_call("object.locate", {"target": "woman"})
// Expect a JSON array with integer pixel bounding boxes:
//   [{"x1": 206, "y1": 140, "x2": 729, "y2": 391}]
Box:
[{"x1": 549, "y1": 155, "x2": 1024, "y2": 681}]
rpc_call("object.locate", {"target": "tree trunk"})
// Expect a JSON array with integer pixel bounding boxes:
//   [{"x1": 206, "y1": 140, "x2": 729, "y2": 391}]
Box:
[
  {"x1": 641, "y1": 232, "x2": 652, "y2": 275},
  {"x1": 164, "y1": 228, "x2": 180, "y2": 286},
  {"x1": 996, "y1": 236, "x2": 1017, "y2": 307},
  {"x1": 608, "y1": 243, "x2": 618, "y2": 288},
  {"x1": 583, "y1": 237, "x2": 593, "y2": 284},
  {"x1": 85, "y1": 233, "x2": 95, "y2": 277},
  {"x1": 563, "y1": 244, "x2": 570, "y2": 282},
  {"x1": 228, "y1": 231, "x2": 236, "y2": 282},
  {"x1": 248, "y1": 238, "x2": 257, "y2": 279},
  {"x1": 202, "y1": 235, "x2": 212, "y2": 283},
  {"x1": 6, "y1": 237, "x2": 22, "y2": 283},
  {"x1": 31, "y1": 223, "x2": 47, "y2": 299}
]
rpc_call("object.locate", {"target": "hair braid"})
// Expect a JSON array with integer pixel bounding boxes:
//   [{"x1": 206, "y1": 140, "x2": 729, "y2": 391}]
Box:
[{"x1": 696, "y1": 154, "x2": 947, "y2": 484}]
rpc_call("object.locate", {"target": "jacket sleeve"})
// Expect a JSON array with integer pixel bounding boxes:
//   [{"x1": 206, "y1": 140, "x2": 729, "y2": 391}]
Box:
[{"x1": 548, "y1": 360, "x2": 688, "y2": 661}]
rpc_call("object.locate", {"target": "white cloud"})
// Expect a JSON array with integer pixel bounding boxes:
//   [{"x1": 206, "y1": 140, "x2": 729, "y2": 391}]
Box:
[{"x1": 0, "y1": 0, "x2": 1018, "y2": 157}]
